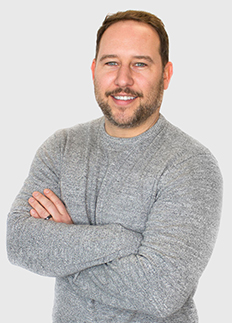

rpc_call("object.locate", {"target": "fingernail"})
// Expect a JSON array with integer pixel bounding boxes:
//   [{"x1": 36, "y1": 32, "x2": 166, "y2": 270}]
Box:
[
  {"x1": 44, "y1": 189, "x2": 50, "y2": 194},
  {"x1": 30, "y1": 209, "x2": 36, "y2": 216}
]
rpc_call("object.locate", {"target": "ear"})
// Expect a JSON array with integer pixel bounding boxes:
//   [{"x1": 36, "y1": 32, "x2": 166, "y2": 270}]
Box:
[
  {"x1": 91, "y1": 59, "x2": 96, "y2": 81},
  {"x1": 163, "y1": 62, "x2": 173, "y2": 90}
]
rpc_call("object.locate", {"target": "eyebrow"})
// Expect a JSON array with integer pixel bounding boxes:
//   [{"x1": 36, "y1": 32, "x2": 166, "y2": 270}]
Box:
[
  {"x1": 99, "y1": 54, "x2": 118, "y2": 62},
  {"x1": 99, "y1": 54, "x2": 154, "y2": 64},
  {"x1": 133, "y1": 56, "x2": 154, "y2": 64}
]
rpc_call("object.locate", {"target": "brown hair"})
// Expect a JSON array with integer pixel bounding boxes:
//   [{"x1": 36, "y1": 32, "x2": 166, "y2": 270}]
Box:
[{"x1": 95, "y1": 10, "x2": 169, "y2": 68}]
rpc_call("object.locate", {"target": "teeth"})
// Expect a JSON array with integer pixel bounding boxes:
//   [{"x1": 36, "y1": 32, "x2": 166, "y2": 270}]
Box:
[{"x1": 114, "y1": 96, "x2": 136, "y2": 101}]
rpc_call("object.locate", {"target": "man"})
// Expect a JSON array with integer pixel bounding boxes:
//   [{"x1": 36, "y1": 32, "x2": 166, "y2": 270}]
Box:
[{"x1": 7, "y1": 10, "x2": 223, "y2": 323}]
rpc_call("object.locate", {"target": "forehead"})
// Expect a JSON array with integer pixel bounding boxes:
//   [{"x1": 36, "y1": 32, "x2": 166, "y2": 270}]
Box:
[{"x1": 98, "y1": 20, "x2": 161, "y2": 60}]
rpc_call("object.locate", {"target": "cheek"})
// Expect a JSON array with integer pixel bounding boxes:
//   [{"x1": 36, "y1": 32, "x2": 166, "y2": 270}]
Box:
[
  {"x1": 133, "y1": 71, "x2": 156, "y2": 89},
  {"x1": 136, "y1": 79, "x2": 154, "y2": 96},
  {"x1": 95, "y1": 73, "x2": 115, "y2": 92},
  {"x1": 139, "y1": 73, "x2": 163, "y2": 92}
]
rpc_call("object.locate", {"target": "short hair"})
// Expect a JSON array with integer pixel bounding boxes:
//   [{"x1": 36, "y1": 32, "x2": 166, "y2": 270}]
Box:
[{"x1": 95, "y1": 10, "x2": 169, "y2": 68}]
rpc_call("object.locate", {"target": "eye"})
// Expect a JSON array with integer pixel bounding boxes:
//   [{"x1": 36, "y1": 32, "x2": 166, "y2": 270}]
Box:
[
  {"x1": 134, "y1": 62, "x2": 147, "y2": 67},
  {"x1": 105, "y1": 61, "x2": 118, "y2": 66}
]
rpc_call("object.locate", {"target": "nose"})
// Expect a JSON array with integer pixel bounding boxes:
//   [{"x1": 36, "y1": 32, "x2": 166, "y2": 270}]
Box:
[{"x1": 114, "y1": 65, "x2": 134, "y2": 87}]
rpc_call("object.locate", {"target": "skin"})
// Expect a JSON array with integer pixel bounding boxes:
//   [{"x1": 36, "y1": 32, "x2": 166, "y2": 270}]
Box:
[
  {"x1": 92, "y1": 20, "x2": 173, "y2": 138},
  {"x1": 28, "y1": 189, "x2": 73, "y2": 224},
  {"x1": 29, "y1": 20, "x2": 173, "y2": 222}
]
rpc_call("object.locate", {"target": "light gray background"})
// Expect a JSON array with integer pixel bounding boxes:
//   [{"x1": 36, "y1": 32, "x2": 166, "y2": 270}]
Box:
[{"x1": 1, "y1": 1, "x2": 231, "y2": 322}]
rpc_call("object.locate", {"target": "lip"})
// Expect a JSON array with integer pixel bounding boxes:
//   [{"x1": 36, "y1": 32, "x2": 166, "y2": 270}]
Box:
[{"x1": 111, "y1": 95, "x2": 138, "y2": 106}]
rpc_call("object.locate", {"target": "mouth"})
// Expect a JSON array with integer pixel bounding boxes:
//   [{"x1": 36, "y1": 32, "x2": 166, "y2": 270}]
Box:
[
  {"x1": 111, "y1": 95, "x2": 138, "y2": 106},
  {"x1": 112, "y1": 95, "x2": 137, "y2": 101},
  {"x1": 105, "y1": 88, "x2": 142, "y2": 106}
]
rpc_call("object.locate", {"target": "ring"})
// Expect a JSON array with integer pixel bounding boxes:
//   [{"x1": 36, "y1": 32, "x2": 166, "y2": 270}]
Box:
[{"x1": 44, "y1": 215, "x2": 52, "y2": 220}]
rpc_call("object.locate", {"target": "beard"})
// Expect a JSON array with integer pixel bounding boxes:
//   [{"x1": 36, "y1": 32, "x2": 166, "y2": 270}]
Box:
[{"x1": 94, "y1": 76, "x2": 164, "y2": 129}]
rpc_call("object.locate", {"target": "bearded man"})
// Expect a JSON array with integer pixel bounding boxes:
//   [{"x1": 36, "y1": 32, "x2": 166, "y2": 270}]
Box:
[{"x1": 7, "y1": 10, "x2": 222, "y2": 323}]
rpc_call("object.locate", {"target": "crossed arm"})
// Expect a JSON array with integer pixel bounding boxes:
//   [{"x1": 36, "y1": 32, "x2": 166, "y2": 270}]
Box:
[
  {"x1": 7, "y1": 132, "x2": 223, "y2": 318},
  {"x1": 7, "y1": 133, "x2": 142, "y2": 278},
  {"x1": 26, "y1": 165, "x2": 222, "y2": 317}
]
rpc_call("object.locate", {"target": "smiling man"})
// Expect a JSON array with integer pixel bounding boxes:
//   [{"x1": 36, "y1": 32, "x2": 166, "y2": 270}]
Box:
[
  {"x1": 93, "y1": 19, "x2": 172, "y2": 137},
  {"x1": 7, "y1": 10, "x2": 222, "y2": 323}
]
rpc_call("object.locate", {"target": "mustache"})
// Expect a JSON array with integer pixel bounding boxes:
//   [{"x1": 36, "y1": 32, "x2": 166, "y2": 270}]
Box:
[{"x1": 105, "y1": 88, "x2": 143, "y2": 98}]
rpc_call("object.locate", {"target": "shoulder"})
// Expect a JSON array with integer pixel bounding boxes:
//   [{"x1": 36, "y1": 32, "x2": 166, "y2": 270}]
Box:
[
  {"x1": 40, "y1": 117, "x2": 104, "y2": 153},
  {"x1": 55, "y1": 117, "x2": 103, "y2": 141},
  {"x1": 159, "y1": 116, "x2": 219, "y2": 167},
  {"x1": 154, "y1": 116, "x2": 223, "y2": 190}
]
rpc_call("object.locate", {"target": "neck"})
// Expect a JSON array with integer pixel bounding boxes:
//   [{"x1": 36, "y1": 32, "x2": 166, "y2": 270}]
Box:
[{"x1": 104, "y1": 110, "x2": 160, "y2": 138}]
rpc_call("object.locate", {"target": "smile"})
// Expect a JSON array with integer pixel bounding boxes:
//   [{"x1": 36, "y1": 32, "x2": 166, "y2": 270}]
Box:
[{"x1": 113, "y1": 96, "x2": 137, "y2": 101}]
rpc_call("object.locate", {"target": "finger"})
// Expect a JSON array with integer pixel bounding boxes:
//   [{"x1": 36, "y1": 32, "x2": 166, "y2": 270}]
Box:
[
  {"x1": 30, "y1": 208, "x2": 40, "y2": 219},
  {"x1": 43, "y1": 189, "x2": 68, "y2": 216},
  {"x1": 28, "y1": 197, "x2": 50, "y2": 219},
  {"x1": 32, "y1": 191, "x2": 60, "y2": 219},
  {"x1": 44, "y1": 189, "x2": 73, "y2": 224}
]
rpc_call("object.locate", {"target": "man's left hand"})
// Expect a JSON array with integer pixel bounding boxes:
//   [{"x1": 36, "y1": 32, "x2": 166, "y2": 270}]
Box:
[{"x1": 28, "y1": 189, "x2": 74, "y2": 224}]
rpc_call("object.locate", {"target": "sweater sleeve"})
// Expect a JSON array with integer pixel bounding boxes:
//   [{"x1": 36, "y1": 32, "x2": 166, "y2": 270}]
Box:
[
  {"x1": 68, "y1": 152, "x2": 223, "y2": 318},
  {"x1": 6, "y1": 131, "x2": 142, "y2": 277}
]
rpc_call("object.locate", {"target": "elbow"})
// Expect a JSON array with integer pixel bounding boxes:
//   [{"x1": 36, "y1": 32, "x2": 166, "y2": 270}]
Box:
[
  {"x1": 6, "y1": 215, "x2": 20, "y2": 265},
  {"x1": 145, "y1": 291, "x2": 192, "y2": 319},
  {"x1": 6, "y1": 216, "x2": 31, "y2": 272},
  {"x1": 6, "y1": 223, "x2": 16, "y2": 265},
  {"x1": 141, "y1": 271, "x2": 195, "y2": 318},
  {"x1": 155, "y1": 301, "x2": 181, "y2": 319},
  {"x1": 6, "y1": 243, "x2": 14, "y2": 265},
  {"x1": 6, "y1": 227, "x2": 22, "y2": 267},
  {"x1": 153, "y1": 282, "x2": 196, "y2": 319}
]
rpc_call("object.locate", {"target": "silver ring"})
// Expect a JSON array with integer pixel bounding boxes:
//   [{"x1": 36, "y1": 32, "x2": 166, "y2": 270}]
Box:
[{"x1": 44, "y1": 215, "x2": 52, "y2": 220}]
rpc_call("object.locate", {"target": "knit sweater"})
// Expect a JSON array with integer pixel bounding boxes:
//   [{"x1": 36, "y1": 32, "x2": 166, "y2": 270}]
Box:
[{"x1": 7, "y1": 115, "x2": 223, "y2": 322}]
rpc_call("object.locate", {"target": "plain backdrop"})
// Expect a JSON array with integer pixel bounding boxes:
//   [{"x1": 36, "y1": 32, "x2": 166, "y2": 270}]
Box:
[{"x1": 1, "y1": 1, "x2": 231, "y2": 322}]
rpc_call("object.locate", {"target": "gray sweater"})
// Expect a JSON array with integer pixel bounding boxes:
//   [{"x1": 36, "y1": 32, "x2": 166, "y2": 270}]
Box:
[{"x1": 7, "y1": 115, "x2": 223, "y2": 322}]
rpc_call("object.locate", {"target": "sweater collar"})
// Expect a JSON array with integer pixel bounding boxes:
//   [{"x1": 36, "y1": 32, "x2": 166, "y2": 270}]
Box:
[{"x1": 100, "y1": 114, "x2": 167, "y2": 147}]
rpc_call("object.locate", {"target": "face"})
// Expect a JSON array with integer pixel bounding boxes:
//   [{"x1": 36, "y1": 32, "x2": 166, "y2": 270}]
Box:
[{"x1": 92, "y1": 20, "x2": 172, "y2": 135}]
